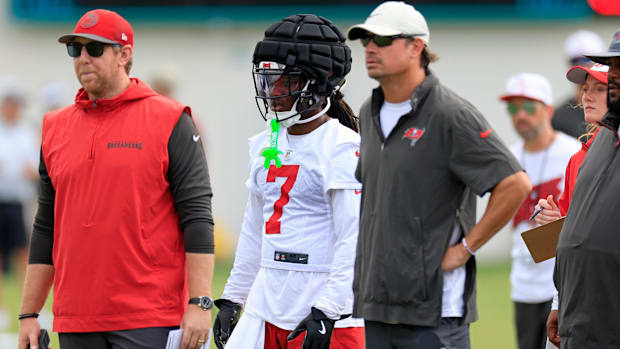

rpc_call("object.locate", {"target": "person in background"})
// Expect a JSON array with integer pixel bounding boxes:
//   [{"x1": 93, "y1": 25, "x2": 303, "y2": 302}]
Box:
[
  {"x1": 39, "y1": 81, "x2": 70, "y2": 114},
  {"x1": 0, "y1": 76, "x2": 38, "y2": 331},
  {"x1": 534, "y1": 63, "x2": 609, "y2": 348},
  {"x1": 552, "y1": 30, "x2": 604, "y2": 139},
  {"x1": 149, "y1": 65, "x2": 180, "y2": 99},
  {"x1": 500, "y1": 73, "x2": 580, "y2": 349},
  {"x1": 555, "y1": 29, "x2": 620, "y2": 349}
]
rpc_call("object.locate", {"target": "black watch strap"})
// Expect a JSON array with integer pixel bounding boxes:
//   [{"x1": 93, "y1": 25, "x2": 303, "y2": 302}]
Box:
[{"x1": 189, "y1": 296, "x2": 213, "y2": 310}]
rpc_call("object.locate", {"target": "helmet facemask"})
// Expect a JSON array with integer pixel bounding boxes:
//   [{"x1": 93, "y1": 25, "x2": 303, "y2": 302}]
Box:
[{"x1": 253, "y1": 61, "x2": 327, "y2": 128}]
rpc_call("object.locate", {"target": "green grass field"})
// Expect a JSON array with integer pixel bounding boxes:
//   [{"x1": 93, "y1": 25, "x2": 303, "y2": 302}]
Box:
[{"x1": 1, "y1": 260, "x2": 517, "y2": 349}]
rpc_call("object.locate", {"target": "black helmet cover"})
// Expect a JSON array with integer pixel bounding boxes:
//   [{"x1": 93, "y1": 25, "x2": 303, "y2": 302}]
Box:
[{"x1": 253, "y1": 14, "x2": 352, "y2": 97}]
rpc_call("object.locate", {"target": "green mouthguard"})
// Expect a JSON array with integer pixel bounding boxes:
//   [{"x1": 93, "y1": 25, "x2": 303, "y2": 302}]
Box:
[{"x1": 261, "y1": 119, "x2": 283, "y2": 169}]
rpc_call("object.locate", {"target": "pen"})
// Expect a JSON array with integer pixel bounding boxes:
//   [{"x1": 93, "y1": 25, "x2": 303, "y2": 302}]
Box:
[{"x1": 529, "y1": 207, "x2": 543, "y2": 221}]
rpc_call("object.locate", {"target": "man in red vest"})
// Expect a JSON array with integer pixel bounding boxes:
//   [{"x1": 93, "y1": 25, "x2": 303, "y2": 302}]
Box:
[{"x1": 18, "y1": 9, "x2": 215, "y2": 349}]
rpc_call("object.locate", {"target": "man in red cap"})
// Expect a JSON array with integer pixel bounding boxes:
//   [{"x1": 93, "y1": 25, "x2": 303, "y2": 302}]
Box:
[{"x1": 17, "y1": 9, "x2": 215, "y2": 349}]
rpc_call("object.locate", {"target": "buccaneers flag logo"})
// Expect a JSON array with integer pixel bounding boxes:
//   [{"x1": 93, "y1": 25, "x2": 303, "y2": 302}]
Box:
[
  {"x1": 80, "y1": 13, "x2": 98, "y2": 28},
  {"x1": 513, "y1": 177, "x2": 562, "y2": 227},
  {"x1": 402, "y1": 127, "x2": 425, "y2": 147}
]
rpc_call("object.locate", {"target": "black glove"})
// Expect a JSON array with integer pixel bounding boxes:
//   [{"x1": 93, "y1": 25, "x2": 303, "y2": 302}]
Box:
[
  {"x1": 213, "y1": 299, "x2": 242, "y2": 349},
  {"x1": 287, "y1": 307, "x2": 336, "y2": 349}
]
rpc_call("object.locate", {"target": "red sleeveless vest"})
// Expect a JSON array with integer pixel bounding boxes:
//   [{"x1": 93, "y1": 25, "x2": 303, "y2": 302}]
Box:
[{"x1": 42, "y1": 78, "x2": 190, "y2": 332}]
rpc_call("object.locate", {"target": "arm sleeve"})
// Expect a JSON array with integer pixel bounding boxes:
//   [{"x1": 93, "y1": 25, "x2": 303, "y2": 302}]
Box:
[
  {"x1": 167, "y1": 112, "x2": 215, "y2": 253},
  {"x1": 28, "y1": 150, "x2": 55, "y2": 265},
  {"x1": 313, "y1": 189, "x2": 360, "y2": 319},
  {"x1": 552, "y1": 290, "x2": 559, "y2": 310},
  {"x1": 449, "y1": 109, "x2": 523, "y2": 196},
  {"x1": 220, "y1": 191, "x2": 264, "y2": 304}
]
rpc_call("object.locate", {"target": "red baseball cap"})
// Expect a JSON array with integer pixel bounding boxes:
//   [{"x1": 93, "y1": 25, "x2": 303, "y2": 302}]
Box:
[
  {"x1": 58, "y1": 9, "x2": 133, "y2": 47},
  {"x1": 566, "y1": 63, "x2": 609, "y2": 85}
]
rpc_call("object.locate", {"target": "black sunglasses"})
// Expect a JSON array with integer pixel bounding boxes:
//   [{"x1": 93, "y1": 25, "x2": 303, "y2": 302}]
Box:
[
  {"x1": 66, "y1": 42, "x2": 120, "y2": 58},
  {"x1": 360, "y1": 34, "x2": 416, "y2": 47}
]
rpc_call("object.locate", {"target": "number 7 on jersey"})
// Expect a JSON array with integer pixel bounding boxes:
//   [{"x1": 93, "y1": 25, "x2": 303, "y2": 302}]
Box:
[{"x1": 265, "y1": 164, "x2": 300, "y2": 235}]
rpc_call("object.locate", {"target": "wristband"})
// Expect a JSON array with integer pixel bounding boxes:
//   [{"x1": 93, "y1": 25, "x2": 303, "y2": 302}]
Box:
[
  {"x1": 462, "y1": 237, "x2": 475, "y2": 255},
  {"x1": 18, "y1": 313, "x2": 39, "y2": 320}
]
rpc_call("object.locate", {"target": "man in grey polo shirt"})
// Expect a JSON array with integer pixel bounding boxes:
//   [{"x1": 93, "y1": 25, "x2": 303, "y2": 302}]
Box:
[
  {"x1": 554, "y1": 29, "x2": 620, "y2": 349},
  {"x1": 347, "y1": 2, "x2": 531, "y2": 348}
]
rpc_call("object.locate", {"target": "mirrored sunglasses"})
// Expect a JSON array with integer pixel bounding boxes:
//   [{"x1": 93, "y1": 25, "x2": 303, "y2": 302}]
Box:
[
  {"x1": 66, "y1": 42, "x2": 120, "y2": 58},
  {"x1": 507, "y1": 100, "x2": 538, "y2": 116}
]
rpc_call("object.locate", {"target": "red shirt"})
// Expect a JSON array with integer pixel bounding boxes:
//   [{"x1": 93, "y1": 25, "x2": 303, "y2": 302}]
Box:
[
  {"x1": 558, "y1": 129, "x2": 599, "y2": 216},
  {"x1": 42, "y1": 79, "x2": 189, "y2": 332}
]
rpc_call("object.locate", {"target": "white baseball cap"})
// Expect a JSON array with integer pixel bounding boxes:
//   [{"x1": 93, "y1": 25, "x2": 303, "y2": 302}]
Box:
[
  {"x1": 347, "y1": 1, "x2": 430, "y2": 45},
  {"x1": 40, "y1": 81, "x2": 69, "y2": 110},
  {"x1": 0, "y1": 75, "x2": 26, "y2": 104},
  {"x1": 499, "y1": 73, "x2": 553, "y2": 106},
  {"x1": 564, "y1": 30, "x2": 604, "y2": 61}
]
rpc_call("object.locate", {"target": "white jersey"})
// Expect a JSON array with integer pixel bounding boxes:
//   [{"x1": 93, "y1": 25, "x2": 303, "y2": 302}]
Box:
[
  {"x1": 222, "y1": 119, "x2": 363, "y2": 330},
  {"x1": 509, "y1": 132, "x2": 580, "y2": 303},
  {"x1": 0, "y1": 117, "x2": 38, "y2": 202}
]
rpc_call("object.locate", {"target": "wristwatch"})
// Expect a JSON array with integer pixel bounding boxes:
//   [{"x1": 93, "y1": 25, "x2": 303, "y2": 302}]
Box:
[{"x1": 189, "y1": 296, "x2": 213, "y2": 311}]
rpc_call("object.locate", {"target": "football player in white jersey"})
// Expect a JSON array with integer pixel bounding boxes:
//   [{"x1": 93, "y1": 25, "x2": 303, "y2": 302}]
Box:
[{"x1": 212, "y1": 14, "x2": 364, "y2": 349}]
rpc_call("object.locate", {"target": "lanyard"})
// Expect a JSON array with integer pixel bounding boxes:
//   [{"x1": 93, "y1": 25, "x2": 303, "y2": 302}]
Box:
[{"x1": 521, "y1": 146, "x2": 550, "y2": 203}]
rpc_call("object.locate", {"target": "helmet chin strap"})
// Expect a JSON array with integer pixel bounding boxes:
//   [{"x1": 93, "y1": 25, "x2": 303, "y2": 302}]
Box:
[
  {"x1": 265, "y1": 97, "x2": 302, "y2": 128},
  {"x1": 295, "y1": 97, "x2": 330, "y2": 125},
  {"x1": 267, "y1": 96, "x2": 330, "y2": 128},
  {"x1": 264, "y1": 80, "x2": 311, "y2": 128}
]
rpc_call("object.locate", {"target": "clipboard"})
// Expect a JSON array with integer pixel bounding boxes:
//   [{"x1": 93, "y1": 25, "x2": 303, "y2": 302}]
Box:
[{"x1": 520, "y1": 217, "x2": 565, "y2": 263}]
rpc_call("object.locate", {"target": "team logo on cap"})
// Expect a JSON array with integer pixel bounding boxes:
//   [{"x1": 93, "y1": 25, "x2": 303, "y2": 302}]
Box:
[
  {"x1": 402, "y1": 127, "x2": 425, "y2": 147},
  {"x1": 80, "y1": 13, "x2": 98, "y2": 28},
  {"x1": 592, "y1": 63, "x2": 609, "y2": 72}
]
